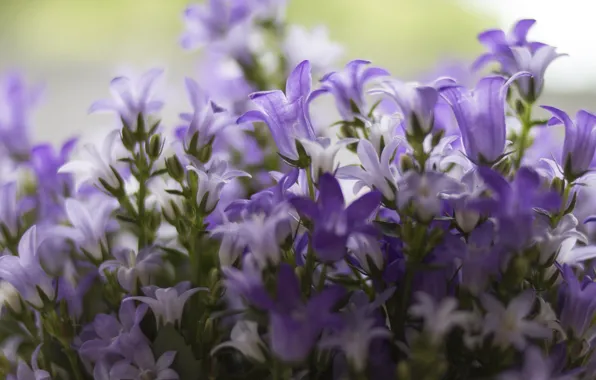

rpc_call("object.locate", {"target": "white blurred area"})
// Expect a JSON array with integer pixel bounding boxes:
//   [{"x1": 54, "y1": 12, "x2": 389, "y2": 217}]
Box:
[{"x1": 465, "y1": 0, "x2": 596, "y2": 93}]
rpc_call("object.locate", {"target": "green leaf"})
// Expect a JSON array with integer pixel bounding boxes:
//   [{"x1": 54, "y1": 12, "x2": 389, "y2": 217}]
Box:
[
  {"x1": 374, "y1": 221, "x2": 401, "y2": 238},
  {"x1": 152, "y1": 324, "x2": 201, "y2": 380}
]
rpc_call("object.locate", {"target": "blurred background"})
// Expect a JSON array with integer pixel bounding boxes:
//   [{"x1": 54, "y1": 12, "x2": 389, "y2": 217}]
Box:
[{"x1": 0, "y1": 0, "x2": 594, "y2": 146}]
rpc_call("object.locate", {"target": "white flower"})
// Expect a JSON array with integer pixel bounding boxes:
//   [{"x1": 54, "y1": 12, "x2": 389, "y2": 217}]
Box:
[
  {"x1": 0, "y1": 280, "x2": 21, "y2": 314},
  {"x1": 283, "y1": 25, "x2": 344, "y2": 75},
  {"x1": 300, "y1": 138, "x2": 357, "y2": 182},
  {"x1": 347, "y1": 233, "x2": 383, "y2": 272},
  {"x1": 58, "y1": 129, "x2": 123, "y2": 192},
  {"x1": 481, "y1": 290, "x2": 550, "y2": 350},
  {"x1": 409, "y1": 292, "x2": 471, "y2": 344},
  {"x1": 126, "y1": 282, "x2": 207, "y2": 327},
  {"x1": 149, "y1": 177, "x2": 184, "y2": 220},
  {"x1": 534, "y1": 214, "x2": 587, "y2": 265},
  {"x1": 367, "y1": 114, "x2": 401, "y2": 156},
  {"x1": 211, "y1": 320, "x2": 266, "y2": 363}
]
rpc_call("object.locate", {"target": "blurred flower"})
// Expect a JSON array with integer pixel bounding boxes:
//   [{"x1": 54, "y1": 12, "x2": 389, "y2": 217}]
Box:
[
  {"x1": 283, "y1": 25, "x2": 344, "y2": 76},
  {"x1": 211, "y1": 320, "x2": 266, "y2": 363},
  {"x1": 7, "y1": 345, "x2": 50, "y2": 380},
  {"x1": 409, "y1": 292, "x2": 471, "y2": 344},
  {"x1": 99, "y1": 247, "x2": 163, "y2": 292},
  {"x1": 558, "y1": 265, "x2": 596, "y2": 340},
  {"x1": 110, "y1": 343, "x2": 178, "y2": 380}
]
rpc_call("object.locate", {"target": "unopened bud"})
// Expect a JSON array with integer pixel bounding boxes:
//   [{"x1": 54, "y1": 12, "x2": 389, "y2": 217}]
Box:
[
  {"x1": 165, "y1": 155, "x2": 185, "y2": 182},
  {"x1": 147, "y1": 134, "x2": 163, "y2": 160}
]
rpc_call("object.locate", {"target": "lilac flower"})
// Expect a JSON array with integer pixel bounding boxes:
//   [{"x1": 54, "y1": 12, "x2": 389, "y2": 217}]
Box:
[
  {"x1": 58, "y1": 129, "x2": 124, "y2": 193},
  {"x1": 79, "y1": 302, "x2": 149, "y2": 362},
  {"x1": 299, "y1": 137, "x2": 357, "y2": 182},
  {"x1": 211, "y1": 320, "x2": 266, "y2": 363},
  {"x1": 497, "y1": 346, "x2": 575, "y2": 380},
  {"x1": 508, "y1": 46, "x2": 566, "y2": 101},
  {"x1": 222, "y1": 253, "x2": 270, "y2": 308},
  {"x1": 318, "y1": 60, "x2": 390, "y2": 121},
  {"x1": 557, "y1": 265, "x2": 596, "y2": 340},
  {"x1": 442, "y1": 168, "x2": 485, "y2": 233},
  {"x1": 89, "y1": 68, "x2": 164, "y2": 128},
  {"x1": 533, "y1": 214, "x2": 586, "y2": 265},
  {"x1": 266, "y1": 264, "x2": 346, "y2": 363},
  {"x1": 56, "y1": 269, "x2": 98, "y2": 319},
  {"x1": 283, "y1": 25, "x2": 344, "y2": 76},
  {"x1": 481, "y1": 290, "x2": 550, "y2": 350},
  {"x1": 542, "y1": 106, "x2": 596, "y2": 180},
  {"x1": 396, "y1": 170, "x2": 464, "y2": 222},
  {"x1": 440, "y1": 75, "x2": 519, "y2": 164},
  {"x1": 110, "y1": 343, "x2": 178, "y2": 380},
  {"x1": 99, "y1": 247, "x2": 163, "y2": 292},
  {"x1": 370, "y1": 80, "x2": 439, "y2": 136},
  {"x1": 0, "y1": 226, "x2": 54, "y2": 308},
  {"x1": 289, "y1": 173, "x2": 382, "y2": 262},
  {"x1": 187, "y1": 158, "x2": 250, "y2": 214},
  {"x1": 238, "y1": 60, "x2": 317, "y2": 161},
  {"x1": 49, "y1": 197, "x2": 117, "y2": 261},
  {"x1": 337, "y1": 138, "x2": 401, "y2": 202},
  {"x1": 0, "y1": 181, "x2": 23, "y2": 238},
  {"x1": 180, "y1": 77, "x2": 233, "y2": 155},
  {"x1": 366, "y1": 114, "x2": 401, "y2": 155},
  {"x1": 7, "y1": 344, "x2": 50, "y2": 380},
  {"x1": 126, "y1": 281, "x2": 207, "y2": 327},
  {"x1": 409, "y1": 292, "x2": 471, "y2": 344},
  {"x1": 0, "y1": 73, "x2": 42, "y2": 159}
]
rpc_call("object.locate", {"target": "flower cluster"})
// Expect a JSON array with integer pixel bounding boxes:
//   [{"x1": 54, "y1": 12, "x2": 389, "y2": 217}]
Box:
[{"x1": 1, "y1": 4, "x2": 596, "y2": 380}]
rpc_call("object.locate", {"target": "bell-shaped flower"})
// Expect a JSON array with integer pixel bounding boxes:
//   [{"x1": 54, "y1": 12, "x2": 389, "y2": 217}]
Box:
[
  {"x1": 211, "y1": 320, "x2": 266, "y2": 363},
  {"x1": 542, "y1": 106, "x2": 596, "y2": 181},
  {"x1": 0, "y1": 73, "x2": 42, "y2": 160},
  {"x1": 187, "y1": 158, "x2": 250, "y2": 214},
  {"x1": 396, "y1": 170, "x2": 464, "y2": 222},
  {"x1": 409, "y1": 292, "x2": 471, "y2": 344},
  {"x1": 126, "y1": 281, "x2": 207, "y2": 327},
  {"x1": 89, "y1": 68, "x2": 164, "y2": 128},
  {"x1": 79, "y1": 302, "x2": 149, "y2": 362},
  {"x1": 289, "y1": 173, "x2": 382, "y2": 262},
  {"x1": 0, "y1": 226, "x2": 54, "y2": 308},
  {"x1": 440, "y1": 75, "x2": 522, "y2": 165},
  {"x1": 481, "y1": 290, "x2": 550, "y2": 350},
  {"x1": 58, "y1": 129, "x2": 124, "y2": 193},
  {"x1": 533, "y1": 214, "x2": 587, "y2": 265},
  {"x1": 7, "y1": 344, "x2": 50, "y2": 380},
  {"x1": 180, "y1": 78, "x2": 232, "y2": 156},
  {"x1": 238, "y1": 60, "x2": 317, "y2": 161},
  {"x1": 318, "y1": 60, "x2": 390, "y2": 121},
  {"x1": 109, "y1": 343, "x2": 178, "y2": 380},
  {"x1": 366, "y1": 114, "x2": 401, "y2": 156},
  {"x1": 557, "y1": 265, "x2": 596, "y2": 340},
  {"x1": 370, "y1": 80, "x2": 438, "y2": 136},
  {"x1": 0, "y1": 181, "x2": 29, "y2": 239},
  {"x1": 50, "y1": 197, "x2": 118, "y2": 261},
  {"x1": 508, "y1": 46, "x2": 565, "y2": 102},
  {"x1": 99, "y1": 247, "x2": 163, "y2": 292},
  {"x1": 337, "y1": 138, "x2": 401, "y2": 203},
  {"x1": 283, "y1": 25, "x2": 344, "y2": 76},
  {"x1": 299, "y1": 137, "x2": 357, "y2": 182}
]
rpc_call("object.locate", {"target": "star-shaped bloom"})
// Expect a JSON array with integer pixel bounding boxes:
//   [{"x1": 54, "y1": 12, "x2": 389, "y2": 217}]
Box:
[
  {"x1": 99, "y1": 247, "x2": 163, "y2": 292},
  {"x1": 7, "y1": 344, "x2": 50, "y2": 380},
  {"x1": 109, "y1": 343, "x2": 178, "y2": 380},
  {"x1": 409, "y1": 292, "x2": 471, "y2": 344},
  {"x1": 211, "y1": 320, "x2": 266, "y2": 363}
]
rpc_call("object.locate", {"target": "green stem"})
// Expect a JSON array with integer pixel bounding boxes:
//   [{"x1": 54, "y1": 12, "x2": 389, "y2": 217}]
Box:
[
  {"x1": 513, "y1": 103, "x2": 533, "y2": 170},
  {"x1": 136, "y1": 143, "x2": 148, "y2": 250},
  {"x1": 64, "y1": 348, "x2": 84, "y2": 380},
  {"x1": 553, "y1": 182, "x2": 572, "y2": 225},
  {"x1": 306, "y1": 166, "x2": 315, "y2": 200}
]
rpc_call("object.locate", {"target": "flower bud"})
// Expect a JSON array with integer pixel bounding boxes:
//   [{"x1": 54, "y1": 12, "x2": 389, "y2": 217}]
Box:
[
  {"x1": 147, "y1": 134, "x2": 164, "y2": 160},
  {"x1": 165, "y1": 155, "x2": 185, "y2": 182}
]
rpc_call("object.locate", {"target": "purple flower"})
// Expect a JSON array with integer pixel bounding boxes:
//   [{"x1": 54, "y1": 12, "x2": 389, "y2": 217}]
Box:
[
  {"x1": 0, "y1": 226, "x2": 54, "y2": 308},
  {"x1": 56, "y1": 268, "x2": 98, "y2": 319},
  {"x1": 290, "y1": 173, "x2": 382, "y2": 262},
  {"x1": 180, "y1": 77, "x2": 233, "y2": 155},
  {"x1": 558, "y1": 264, "x2": 596, "y2": 340},
  {"x1": 507, "y1": 46, "x2": 565, "y2": 102},
  {"x1": 267, "y1": 264, "x2": 346, "y2": 363},
  {"x1": 481, "y1": 290, "x2": 550, "y2": 350},
  {"x1": 0, "y1": 73, "x2": 42, "y2": 160},
  {"x1": 318, "y1": 60, "x2": 390, "y2": 121},
  {"x1": 78, "y1": 302, "x2": 149, "y2": 362},
  {"x1": 542, "y1": 106, "x2": 596, "y2": 180},
  {"x1": 370, "y1": 80, "x2": 439, "y2": 136},
  {"x1": 0, "y1": 181, "x2": 26, "y2": 239},
  {"x1": 126, "y1": 281, "x2": 207, "y2": 327},
  {"x1": 396, "y1": 170, "x2": 464, "y2": 222},
  {"x1": 238, "y1": 60, "x2": 317, "y2": 161},
  {"x1": 99, "y1": 247, "x2": 163, "y2": 292},
  {"x1": 440, "y1": 75, "x2": 518, "y2": 165},
  {"x1": 109, "y1": 343, "x2": 178, "y2": 380},
  {"x1": 49, "y1": 197, "x2": 118, "y2": 261},
  {"x1": 89, "y1": 68, "x2": 164, "y2": 128},
  {"x1": 299, "y1": 137, "x2": 358, "y2": 182},
  {"x1": 7, "y1": 344, "x2": 50, "y2": 380},
  {"x1": 497, "y1": 346, "x2": 576, "y2": 380}
]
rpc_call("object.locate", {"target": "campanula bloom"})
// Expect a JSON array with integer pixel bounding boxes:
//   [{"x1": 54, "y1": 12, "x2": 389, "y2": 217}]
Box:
[
  {"x1": 440, "y1": 75, "x2": 523, "y2": 165},
  {"x1": 497, "y1": 346, "x2": 575, "y2": 380},
  {"x1": 89, "y1": 68, "x2": 164, "y2": 128},
  {"x1": 109, "y1": 343, "x2": 178, "y2": 380},
  {"x1": 542, "y1": 106, "x2": 596, "y2": 180},
  {"x1": 318, "y1": 60, "x2": 390, "y2": 121},
  {"x1": 0, "y1": 226, "x2": 54, "y2": 308},
  {"x1": 533, "y1": 214, "x2": 587, "y2": 265},
  {"x1": 298, "y1": 137, "x2": 357, "y2": 182},
  {"x1": 211, "y1": 320, "x2": 266, "y2": 363},
  {"x1": 366, "y1": 114, "x2": 401, "y2": 155},
  {"x1": 0, "y1": 73, "x2": 42, "y2": 160},
  {"x1": 289, "y1": 173, "x2": 382, "y2": 262},
  {"x1": 238, "y1": 60, "x2": 317, "y2": 161},
  {"x1": 557, "y1": 265, "x2": 596, "y2": 340},
  {"x1": 370, "y1": 80, "x2": 439, "y2": 136},
  {"x1": 78, "y1": 302, "x2": 149, "y2": 362},
  {"x1": 508, "y1": 46, "x2": 565, "y2": 102},
  {"x1": 7, "y1": 345, "x2": 50, "y2": 380},
  {"x1": 409, "y1": 292, "x2": 471, "y2": 344},
  {"x1": 126, "y1": 281, "x2": 207, "y2": 327},
  {"x1": 0, "y1": 182, "x2": 24, "y2": 239},
  {"x1": 283, "y1": 25, "x2": 344, "y2": 76},
  {"x1": 99, "y1": 247, "x2": 163, "y2": 292},
  {"x1": 481, "y1": 290, "x2": 550, "y2": 349}
]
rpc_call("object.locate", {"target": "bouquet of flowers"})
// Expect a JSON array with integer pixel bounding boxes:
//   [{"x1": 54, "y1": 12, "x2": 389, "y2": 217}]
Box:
[{"x1": 1, "y1": 1, "x2": 595, "y2": 379}]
